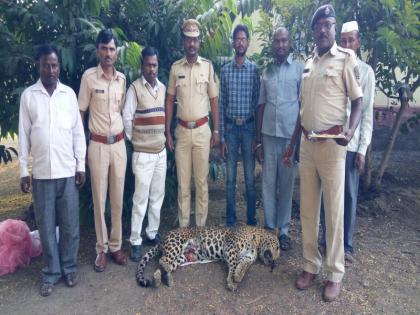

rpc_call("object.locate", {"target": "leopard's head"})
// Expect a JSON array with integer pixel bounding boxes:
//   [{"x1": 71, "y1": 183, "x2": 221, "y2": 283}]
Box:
[{"x1": 259, "y1": 231, "x2": 280, "y2": 270}]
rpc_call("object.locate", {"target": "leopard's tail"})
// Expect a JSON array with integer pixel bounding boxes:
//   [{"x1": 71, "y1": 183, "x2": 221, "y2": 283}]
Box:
[{"x1": 136, "y1": 244, "x2": 160, "y2": 287}]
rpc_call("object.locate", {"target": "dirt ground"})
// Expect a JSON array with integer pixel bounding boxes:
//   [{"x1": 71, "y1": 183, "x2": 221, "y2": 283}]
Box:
[{"x1": 0, "y1": 134, "x2": 419, "y2": 315}]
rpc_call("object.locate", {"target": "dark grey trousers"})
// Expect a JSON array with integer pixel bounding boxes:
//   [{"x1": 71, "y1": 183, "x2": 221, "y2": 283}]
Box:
[{"x1": 32, "y1": 177, "x2": 79, "y2": 284}]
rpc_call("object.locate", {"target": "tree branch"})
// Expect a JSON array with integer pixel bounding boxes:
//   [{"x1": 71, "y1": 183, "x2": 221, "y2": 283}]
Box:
[
  {"x1": 410, "y1": 78, "x2": 420, "y2": 94},
  {"x1": 377, "y1": 85, "x2": 399, "y2": 100}
]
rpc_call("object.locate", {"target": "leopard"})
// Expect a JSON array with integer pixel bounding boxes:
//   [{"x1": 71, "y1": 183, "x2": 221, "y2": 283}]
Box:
[{"x1": 136, "y1": 225, "x2": 280, "y2": 291}]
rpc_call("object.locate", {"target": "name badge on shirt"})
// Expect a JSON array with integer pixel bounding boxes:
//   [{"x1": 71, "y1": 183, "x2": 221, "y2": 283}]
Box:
[
  {"x1": 178, "y1": 75, "x2": 185, "y2": 79},
  {"x1": 95, "y1": 89, "x2": 105, "y2": 94},
  {"x1": 303, "y1": 68, "x2": 310, "y2": 73}
]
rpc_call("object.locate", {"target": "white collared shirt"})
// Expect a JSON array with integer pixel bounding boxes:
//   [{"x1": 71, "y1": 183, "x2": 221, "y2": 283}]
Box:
[
  {"x1": 347, "y1": 59, "x2": 375, "y2": 155},
  {"x1": 19, "y1": 79, "x2": 86, "y2": 179},
  {"x1": 142, "y1": 75, "x2": 160, "y2": 96},
  {"x1": 123, "y1": 75, "x2": 163, "y2": 141}
]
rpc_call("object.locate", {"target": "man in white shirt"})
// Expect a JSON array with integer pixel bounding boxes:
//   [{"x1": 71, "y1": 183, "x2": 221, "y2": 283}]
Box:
[
  {"x1": 19, "y1": 44, "x2": 86, "y2": 297},
  {"x1": 122, "y1": 47, "x2": 166, "y2": 262},
  {"x1": 319, "y1": 21, "x2": 375, "y2": 263}
]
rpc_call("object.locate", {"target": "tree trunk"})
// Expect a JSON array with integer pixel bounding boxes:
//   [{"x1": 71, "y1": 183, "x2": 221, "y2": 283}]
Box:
[{"x1": 374, "y1": 99, "x2": 409, "y2": 186}]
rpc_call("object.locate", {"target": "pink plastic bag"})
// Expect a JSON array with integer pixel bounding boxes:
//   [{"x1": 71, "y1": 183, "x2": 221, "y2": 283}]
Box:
[{"x1": 0, "y1": 219, "x2": 33, "y2": 276}]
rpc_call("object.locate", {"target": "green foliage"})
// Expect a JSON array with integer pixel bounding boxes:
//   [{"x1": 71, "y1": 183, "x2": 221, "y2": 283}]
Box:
[
  {"x1": 209, "y1": 156, "x2": 227, "y2": 182},
  {"x1": 0, "y1": 0, "x2": 140, "y2": 137},
  {"x1": 400, "y1": 113, "x2": 420, "y2": 135},
  {"x1": 254, "y1": 0, "x2": 419, "y2": 100},
  {"x1": 0, "y1": 0, "x2": 259, "y2": 225},
  {"x1": 253, "y1": 0, "x2": 319, "y2": 69},
  {"x1": 0, "y1": 145, "x2": 18, "y2": 164}
]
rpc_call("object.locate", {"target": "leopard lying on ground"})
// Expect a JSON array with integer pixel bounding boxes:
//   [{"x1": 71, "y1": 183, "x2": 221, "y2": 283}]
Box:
[{"x1": 136, "y1": 226, "x2": 280, "y2": 291}]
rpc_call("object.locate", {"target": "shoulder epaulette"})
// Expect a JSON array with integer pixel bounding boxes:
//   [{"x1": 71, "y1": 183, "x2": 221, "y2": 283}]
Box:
[
  {"x1": 116, "y1": 71, "x2": 126, "y2": 80},
  {"x1": 200, "y1": 57, "x2": 211, "y2": 64},
  {"x1": 337, "y1": 46, "x2": 354, "y2": 56},
  {"x1": 173, "y1": 58, "x2": 185, "y2": 66},
  {"x1": 84, "y1": 67, "x2": 97, "y2": 77}
]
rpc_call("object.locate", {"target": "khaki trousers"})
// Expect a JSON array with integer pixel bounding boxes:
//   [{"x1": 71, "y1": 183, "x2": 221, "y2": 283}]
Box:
[
  {"x1": 299, "y1": 137, "x2": 346, "y2": 282},
  {"x1": 88, "y1": 140, "x2": 127, "y2": 254},
  {"x1": 175, "y1": 123, "x2": 211, "y2": 227}
]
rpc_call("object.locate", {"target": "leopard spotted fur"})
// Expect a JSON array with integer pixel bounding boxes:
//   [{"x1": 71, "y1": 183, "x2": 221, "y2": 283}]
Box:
[{"x1": 136, "y1": 226, "x2": 280, "y2": 291}]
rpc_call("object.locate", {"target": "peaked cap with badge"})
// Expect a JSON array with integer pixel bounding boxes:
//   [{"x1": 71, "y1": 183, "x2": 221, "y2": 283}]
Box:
[
  {"x1": 311, "y1": 4, "x2": 336, "y2": 29},
  {"x1": 182, "y1": 19, "x2": 201, "y2": 37}
]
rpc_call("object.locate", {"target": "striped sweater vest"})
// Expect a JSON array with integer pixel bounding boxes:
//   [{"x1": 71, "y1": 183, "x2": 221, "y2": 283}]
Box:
[{"x1": 131, "y1": 79, "x2": 166, "y2": 153}]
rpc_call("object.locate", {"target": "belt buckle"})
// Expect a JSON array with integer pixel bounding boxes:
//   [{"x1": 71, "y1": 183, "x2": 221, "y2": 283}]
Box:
[
  {"x1": 107, "y1": 135, "x2": 116, "y2": 144},
  {"x1": 187, "y1": 121, "x2": 196, "y2": 129},
  {"x1": 235, "y1": 118, "x2": 245, "y2": 126}
]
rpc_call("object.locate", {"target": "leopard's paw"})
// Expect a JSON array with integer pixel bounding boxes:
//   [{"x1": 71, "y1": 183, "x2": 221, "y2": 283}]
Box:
[
  {"x1": 227, "y1": 281, "x2": 238, "y2": 292},
  {"x1": 152, "y1": 269, "x2": 162, "y2": 288},
  {"x1": 163, "y1": 272, "x2": 174, "y2": 287}
]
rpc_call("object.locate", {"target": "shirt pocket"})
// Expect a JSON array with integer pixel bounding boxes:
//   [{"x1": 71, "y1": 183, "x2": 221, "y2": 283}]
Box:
[
  {"x1": 56, "y1": 102, "x2": 74, "y2": 130},
  {"x1": 284, "y1": 77, "x2": 299, "y2": 101},
  {"x1": 197, "y1": 76, "x2": 209, "y2": 95},
  {"x1": 114, "y1": 90, "x2": 124, "y2": 112},
  {"x1": 175, "y1": 78, "x2": 186, "y2": 100},
  {"x1": 265, "y1": 79, "x2": 278, "y2": 103},
  {"x1": 92, "y1": 90, "x2": 108, "y2": 113},
  {"x1": 323, "y1": 68, "x2": 345, "y2": 94}
]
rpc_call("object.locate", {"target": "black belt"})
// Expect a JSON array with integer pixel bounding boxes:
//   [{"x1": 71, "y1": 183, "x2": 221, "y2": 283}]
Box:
[{"x1": 225, "y1": 116, "x2": 254, "y2": 126}]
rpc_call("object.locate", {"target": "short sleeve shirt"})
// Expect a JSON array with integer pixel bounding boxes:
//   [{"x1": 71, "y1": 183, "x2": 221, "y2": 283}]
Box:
[
  {"x1": 78, "y1": 65, "x2": 126, "y2": 135},
  {"x1": 167, "y1": 56, "x2": 218, "y2": 121},
  {"x1": 300, "y1": 42, "x2": 363, "y2": 131}
]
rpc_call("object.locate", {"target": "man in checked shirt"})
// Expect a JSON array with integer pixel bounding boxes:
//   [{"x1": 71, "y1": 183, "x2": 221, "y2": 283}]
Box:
[{"x1": 219, "y1": 24, "x2": 260, "y2": 227}]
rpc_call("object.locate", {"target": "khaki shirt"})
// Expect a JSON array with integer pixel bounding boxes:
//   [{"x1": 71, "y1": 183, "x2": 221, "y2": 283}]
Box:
[
  {"x1": 78, "y1": 65, "x2": 126, "y2": 135},
  {"x1": 300, "y1": 42, "x2": 363, "y2": 131},
  {"x1": 167, "y1": 56, "x2": 218, "y2": 121}
]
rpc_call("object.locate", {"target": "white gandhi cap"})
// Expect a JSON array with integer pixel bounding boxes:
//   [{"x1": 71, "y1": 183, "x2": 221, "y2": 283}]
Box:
[{"x1": 341, "y1": 21, "x2": 359, "y2": 33}]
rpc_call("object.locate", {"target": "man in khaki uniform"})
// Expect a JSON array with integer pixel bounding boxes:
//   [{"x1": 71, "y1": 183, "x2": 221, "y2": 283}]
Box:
[
  {"x1": 165, "y1": 19, "x2": 220, "y2": 227},
  {"x1": 285, "y1": 5, "x2": 363, "y2": 302},
  {"x1": 79, "y1": 29, "x2": 128, "y2": 272}
]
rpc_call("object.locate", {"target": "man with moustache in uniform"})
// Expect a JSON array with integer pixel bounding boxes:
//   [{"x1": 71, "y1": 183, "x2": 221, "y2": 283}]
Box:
[
  {"x1": 79, "y1": 29, "x2": 128, "y2": 272},
  {"x1": 165, "y1": 19, "x2": 219, "y2": 228},
  {"x1": 284, "y1": 5, "x2": 363, "y2": 301}
]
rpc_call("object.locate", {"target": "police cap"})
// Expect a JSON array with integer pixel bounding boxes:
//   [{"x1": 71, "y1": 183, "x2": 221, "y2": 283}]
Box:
[
  {"x1": 311, "y1": 4, "x2": 336, "y2": 30},
  {"x1": 182, "y1": 19, "x2": 200, "y2": 37}
]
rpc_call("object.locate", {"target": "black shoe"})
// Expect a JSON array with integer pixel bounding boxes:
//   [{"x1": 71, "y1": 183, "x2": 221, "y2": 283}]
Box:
[
  {"x1": 131, "y1": 245, "x2": 142, "y2": 262},
  {"x1": 279, "y1": 234, "x2": 291, "y2": 251},
  {"x1": 247, "y1": 219, "x2": 257, "y2": 226},
  {"x1": 64, "y1": 272, "x2": 79, "y2": 287},
  {"x1": 144, "y1": 234, "x2": 161, "y2": 246},
  {"x1": 40, "y1": 282, "x2": 54, "y2": 297}
]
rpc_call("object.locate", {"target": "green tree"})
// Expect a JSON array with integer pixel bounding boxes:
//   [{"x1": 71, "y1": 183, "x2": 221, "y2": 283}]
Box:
[
  {"x1": 0, "y1": 0, "x2": 260, "y2": 226},
  {"x1": 255, "y1": 0, "x2": 419, "y2": 189}
]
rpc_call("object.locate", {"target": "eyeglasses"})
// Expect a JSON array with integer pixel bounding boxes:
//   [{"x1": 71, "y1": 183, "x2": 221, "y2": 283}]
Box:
[
  {"x1": 184, "y1": 37, "x2": 199, "y2": 43},
  {"x1": 233, "y1": 38, "x2": 248, "y2": 44},
  {"x1": 313, "y1": 22, "x2": 336, "y2": 32}
]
